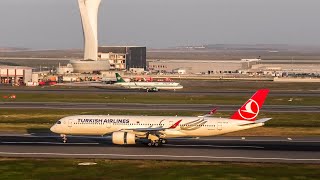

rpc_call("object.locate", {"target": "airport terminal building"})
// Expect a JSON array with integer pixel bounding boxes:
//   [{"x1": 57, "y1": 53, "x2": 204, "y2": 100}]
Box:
[{"x1": 148, "y1": 59, "x2": 260, "y2": 74}]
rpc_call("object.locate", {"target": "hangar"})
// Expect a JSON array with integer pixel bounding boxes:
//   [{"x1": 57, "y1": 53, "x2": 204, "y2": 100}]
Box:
[{"x1": 0, "y1": 66, "x2": 32, "y2": 85}]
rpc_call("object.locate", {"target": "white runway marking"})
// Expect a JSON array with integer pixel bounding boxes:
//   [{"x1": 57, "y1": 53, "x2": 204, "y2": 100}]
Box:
[
  {"x1": 0, "y1": 152, "x2": 319, "y2": 162},
  {"x1": 0, "y1": 142, "x2": 99, "y2": 145},
  {"x1": 164, "y1": 144, "x2": 264, "y2": 149},
  {"x1": 197, "y1": 139, "x2": 320, "y2": 143}
]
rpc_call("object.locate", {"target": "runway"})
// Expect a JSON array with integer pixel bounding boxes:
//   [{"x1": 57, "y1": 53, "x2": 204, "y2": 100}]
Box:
[
  {"x1": 0, "y1": 102, "x2": 319, "y2": 112},
  {"x1": 0, "y1": 87, "x2": 318, "y2": 163},
  {"x1": 0, "y1": 87, "x2": 319, "y2": 96},
  {"x1": 0, "y1": 134, "x2": 319, "y2": 163}
]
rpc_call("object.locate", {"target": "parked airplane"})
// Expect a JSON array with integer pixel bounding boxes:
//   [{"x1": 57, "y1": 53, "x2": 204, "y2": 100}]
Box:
[
  {"x1": 50, "y1": 89, "x2": 270, "y2": 147},
  {"x1": 114, "y1": 73, "x2": 183, "y2": 91}
]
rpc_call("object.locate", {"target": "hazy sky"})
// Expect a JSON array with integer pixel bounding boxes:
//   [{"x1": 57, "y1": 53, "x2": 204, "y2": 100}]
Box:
[{"x1": 1, "y1": 0, "x2": 320, "y2": 49}]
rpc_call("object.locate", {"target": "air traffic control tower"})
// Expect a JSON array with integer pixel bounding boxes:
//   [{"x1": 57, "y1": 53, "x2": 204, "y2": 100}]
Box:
[{"x1": 71, "y1": 0, "x2": 110, "y2": 73}]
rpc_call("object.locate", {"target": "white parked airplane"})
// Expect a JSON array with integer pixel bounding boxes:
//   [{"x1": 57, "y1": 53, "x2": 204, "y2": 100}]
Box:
[
  {"x1": 114, "y1": 73, "x2": 183, "y2": 91},
  {"x1": 50, "y1": 89, "x2": 270, "y2": 147}
]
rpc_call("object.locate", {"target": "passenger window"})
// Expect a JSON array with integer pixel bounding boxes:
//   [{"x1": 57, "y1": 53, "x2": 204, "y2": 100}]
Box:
[{"x1": 57, "y1": 121, "x2": 62, "y2": 124}]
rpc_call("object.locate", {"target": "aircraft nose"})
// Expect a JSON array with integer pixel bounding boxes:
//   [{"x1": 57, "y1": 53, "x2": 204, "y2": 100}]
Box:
[{"x1": 50, "y1": 125, "x2": 56, "y2": 133}]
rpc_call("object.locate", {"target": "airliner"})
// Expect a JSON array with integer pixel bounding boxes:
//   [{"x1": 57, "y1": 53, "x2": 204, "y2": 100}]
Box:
[
  {"x1": 50, "y1": 89, "x2": 270, "y2": 147},
  {"x1": 114, "y1": 73, "x2": 183, "y2": 91}
]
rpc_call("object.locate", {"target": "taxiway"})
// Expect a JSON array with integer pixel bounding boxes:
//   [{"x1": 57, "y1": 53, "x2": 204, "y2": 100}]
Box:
[
  {"x1": 0, "y1": 134, "x2": 319, "y2": 163},
  {"x1": 0, "y1": 102, "x2": 318, "y2": 112},
  {"x1": 0, "y1": 87, "x2": 320, "y2": 96}
]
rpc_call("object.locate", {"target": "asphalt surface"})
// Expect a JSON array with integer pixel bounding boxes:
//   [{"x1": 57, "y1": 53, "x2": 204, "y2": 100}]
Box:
[
  {"x1": 0, "y1": 102, "x2": 319, "y2": 112},
  {"x1": 0, "y1": 87, "x2": 318, "y2": 163},
  {"x1": 1, "y1": 87, "x2": 320, "y2": 96},
  {"x1": 0, "y1": 134, "x2": 319, "y2": 163}
]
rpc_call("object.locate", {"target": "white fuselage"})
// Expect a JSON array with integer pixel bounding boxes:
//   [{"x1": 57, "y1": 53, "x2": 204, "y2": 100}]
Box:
[
  {"x1": 114, "y1": 82, "x2": 183, "y2": 90},
  {"x1": 50, "y1": 115, "x2": 264, "y2": 138}
]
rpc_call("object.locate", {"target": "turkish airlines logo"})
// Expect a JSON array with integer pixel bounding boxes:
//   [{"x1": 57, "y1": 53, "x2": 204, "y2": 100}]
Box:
[{"x1": 238, "y1": 99, "x2": 259, "y2": 120}]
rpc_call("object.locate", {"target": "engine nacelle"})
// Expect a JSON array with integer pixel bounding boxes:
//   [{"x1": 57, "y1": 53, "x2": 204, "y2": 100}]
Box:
[{"x1": 112, "y1": 132, "x2": 136, "y2": 145}]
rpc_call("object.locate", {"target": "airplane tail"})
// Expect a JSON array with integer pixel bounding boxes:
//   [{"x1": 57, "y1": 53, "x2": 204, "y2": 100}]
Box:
[
  {"x1": 115, "y1": 73, "x2": 125, "y2": 83},
  {"x1": 230, "y1": 89, "x2": 269, "y2": 121}
]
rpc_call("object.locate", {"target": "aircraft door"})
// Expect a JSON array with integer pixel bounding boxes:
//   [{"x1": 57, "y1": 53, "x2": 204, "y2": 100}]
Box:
[
  {"x1": 217, "y1": 122, "x2": 222, "y2": 130},
  {"x1": 106, "y1": 122, "x2": 111, "y2": 128},
  {"x1": 68, "y1": 119, "x2": 73, "y2": 128},
  {"x1": 208, "y1": 123, "x2": 215, "y2": 130}
]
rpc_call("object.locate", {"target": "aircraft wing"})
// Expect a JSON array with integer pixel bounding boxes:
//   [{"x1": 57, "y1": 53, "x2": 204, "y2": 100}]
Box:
[
  {"x1": 122, "y1": 127, "x2": 166, "y2": 132},
  {"x1": 121, "y1": 84, "x2": 157, "y2": 90},
  {"x1": 136, "y1": 85, "x2": 157, "y2": 89},
  {"x1": 120, "y1": 120, "x2": 182, "y2": 133}
]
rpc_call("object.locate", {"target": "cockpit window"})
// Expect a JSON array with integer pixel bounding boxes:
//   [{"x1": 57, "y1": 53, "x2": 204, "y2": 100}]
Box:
[{"x1": 57, "y1": 121, "x2": 62, "y2": 124}]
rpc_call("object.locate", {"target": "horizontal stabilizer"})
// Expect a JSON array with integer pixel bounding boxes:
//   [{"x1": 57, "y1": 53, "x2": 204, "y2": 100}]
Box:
[
  {"x1": 238, "y1": 118, "x2": 272, "y2": 126},
  {"x1": 255, "y1": 118, "x2": 272, "y2": 123}
]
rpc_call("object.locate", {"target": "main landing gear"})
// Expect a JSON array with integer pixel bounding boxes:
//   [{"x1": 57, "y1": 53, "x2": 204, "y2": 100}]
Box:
[
  {"x1": 61, "y1": 134, "x2": 67, "y2": 143},
  {"x1": 160, "y1": 138, "x2": 167, "y2": 144},
  {"x1": 146, "y1": 138, "x2": 167, "y2": 147}
]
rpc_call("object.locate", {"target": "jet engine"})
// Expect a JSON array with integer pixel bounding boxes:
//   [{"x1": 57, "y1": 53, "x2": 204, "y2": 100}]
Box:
[{"x1": 112, "y1": 132, "x2": 136, "y2": 145}]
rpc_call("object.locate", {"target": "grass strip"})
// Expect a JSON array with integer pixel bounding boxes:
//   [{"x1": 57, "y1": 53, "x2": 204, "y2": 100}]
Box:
[
  {"x1": 1, "y1": 93, "x2": 319, "y2": 105},
  {"x1": 0, "y1": 159, "x2": 319, "y2": 180}
]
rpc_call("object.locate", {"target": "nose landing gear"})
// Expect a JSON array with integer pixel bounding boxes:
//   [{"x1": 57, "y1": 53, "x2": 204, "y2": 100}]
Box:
[{"x1": 61, "y1": 134, "x2": 67, "y2": 143}]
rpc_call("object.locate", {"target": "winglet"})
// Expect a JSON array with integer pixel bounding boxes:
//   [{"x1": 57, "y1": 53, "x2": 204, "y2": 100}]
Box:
[
  {"x1": 208, "y1": 108, "x2": 217, "y2": 115},
  {"x1": 169, "y1": 120, "x2": 182, "y2": 129},
  {"x1": 203, "y1": 108, "x2": 218, "y2": 117}
]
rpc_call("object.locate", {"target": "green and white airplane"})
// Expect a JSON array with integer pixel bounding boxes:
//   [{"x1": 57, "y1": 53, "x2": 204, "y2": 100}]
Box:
[{"x1": 114, "y1": 73, "x2": 183, "y2": 91}]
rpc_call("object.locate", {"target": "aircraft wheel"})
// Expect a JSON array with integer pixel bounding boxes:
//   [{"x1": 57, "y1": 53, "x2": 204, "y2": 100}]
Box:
[
  {"x1": 147, "y1": 142, "x2": 153, "y2": 147},
  {"x1": 61, "y1": 134, "x2": 67, "y2": 143},
  {"x1": 154, "y1": 142, "x2": 159, "y2": 147},
  {"x1": 161, "y1": 139, "x2": 167, "y2": 144}
]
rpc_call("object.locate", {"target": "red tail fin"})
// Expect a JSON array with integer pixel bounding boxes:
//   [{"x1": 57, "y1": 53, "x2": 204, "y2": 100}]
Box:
[{"x1": 231, "y1": 89, "x2": 269, "y2": 121}]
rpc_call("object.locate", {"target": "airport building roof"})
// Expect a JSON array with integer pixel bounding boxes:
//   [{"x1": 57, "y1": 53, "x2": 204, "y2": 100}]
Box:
[
  {"x1": 0, "y1": 65, "x2": 33, "y2": 69},
  {"x1": 148, "y1": 59, "x2": 244, "y2": 63}
]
